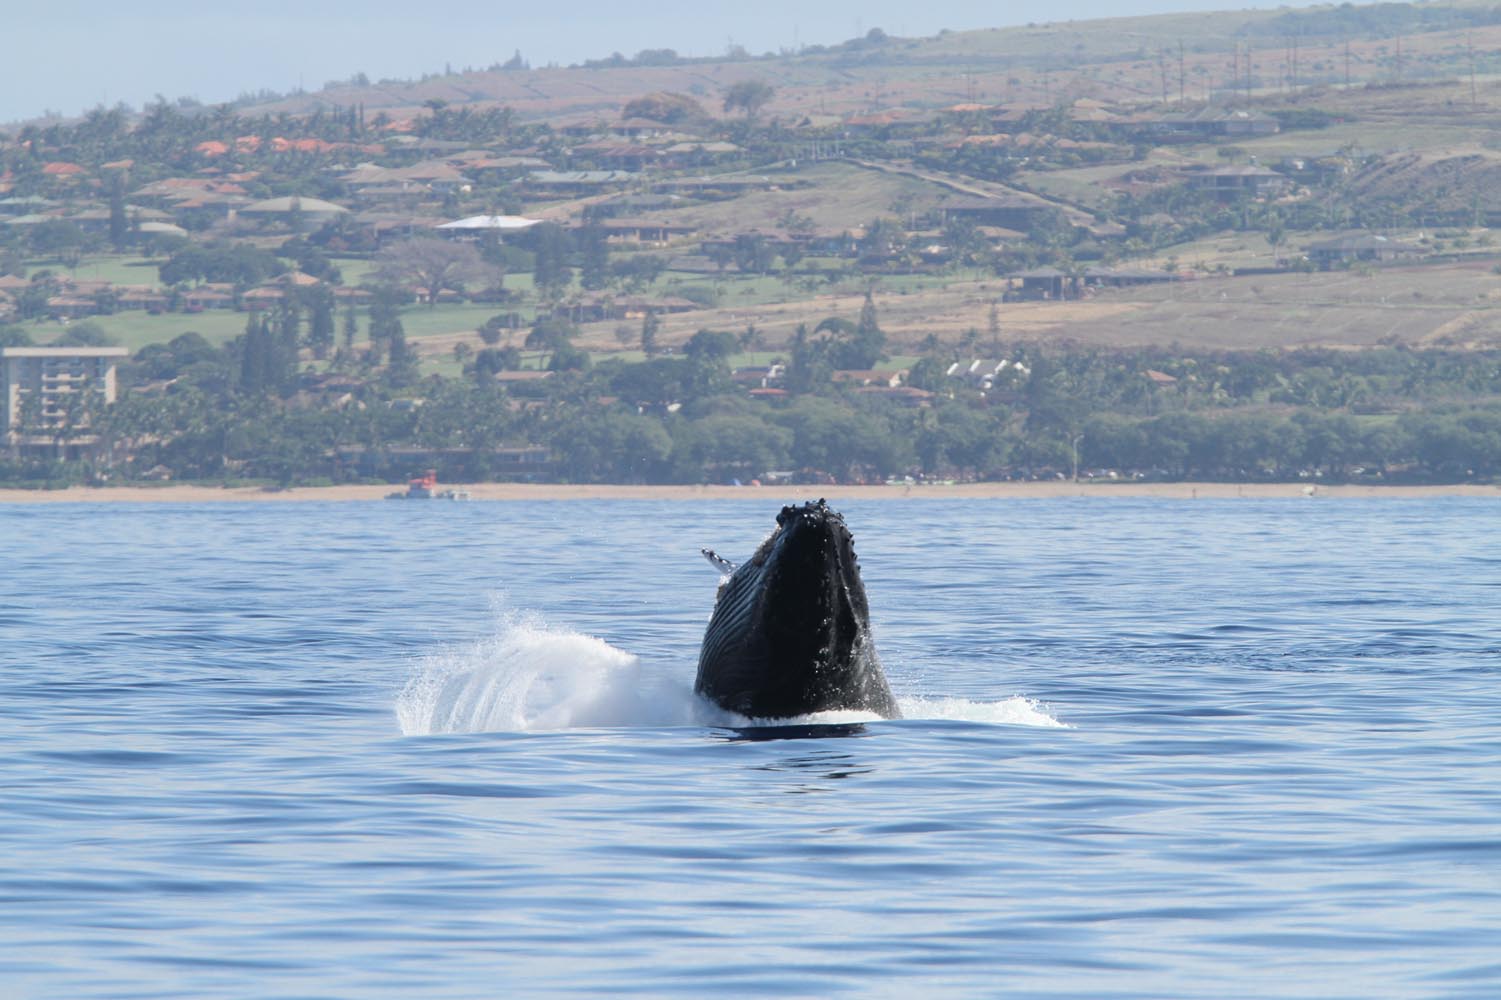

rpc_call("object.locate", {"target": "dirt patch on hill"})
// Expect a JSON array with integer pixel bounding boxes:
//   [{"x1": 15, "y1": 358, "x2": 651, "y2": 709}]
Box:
[
  {"x1": 1348, "y1": 146, "x2": 1501, "y2": 215},
  {"x1": 410, "y1": 262, "x2": 1501, "y2": 360},
  {"x1": 567, "y1": 263, "x2": 1501, "y2": 354}
]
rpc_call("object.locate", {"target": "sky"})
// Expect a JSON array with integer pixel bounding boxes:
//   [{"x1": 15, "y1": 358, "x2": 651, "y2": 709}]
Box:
[{"x1": 2, "y1": 0, "x2": 1315, "y2": 124}]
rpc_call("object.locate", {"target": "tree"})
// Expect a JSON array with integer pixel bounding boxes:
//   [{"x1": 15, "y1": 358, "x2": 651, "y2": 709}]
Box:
[
  {"x1": 851, "y1": 291, "x2": 886, "y2": 368},
  {"x1": 546, "y1": 340, "x2": 591, "y2": 372},
  {"x1": 640, "y1": 309, "x2": 660, "y2": 357},
  {"x1": 275, "y1": 302, "x2": 301, "y2": 388},
  {"x1": 918, "y1": 402, "x2": 1003, "y2": 478},
  {"x1": 621, "y1": 91, "x2": 707, "y2": 125},
  {"x1": 525, "y1": 316, "x2": 577, "y2": 352},
  {"x1": 160, "y1": 243, "x2": 284, "y2": 287},
  {"x1": 733, "y1": 234, "x2": 775, "y2": 275},
  {"x1": 29, "y1": 220, "x2": 89, "y2": 268},
  {"x1": 685, "y1": 328, "x2": 737, "y2": 365},
  {"x1": 477, "y1": 316, "x2": 505, "y2": 346},
  {"x1": 723, "y1": 80, "x2": 776, "y2": 119},
  {"x1": 611, "y1": 255, "x2": 666, "y2": 292},
  {"x1": 811, "y1": 295, "x2": 885, "y2": 370},
  {"x1": 530, "y1": 223, "x2": 572, "y2": 300},
  {"x1": 858, "y1": 217, "x2": 903, "y2": 262},
  {"x1": 1265, "y1": 212, "x2": 1287, "y2": 266},
  {"x1": 368, "y1": 287, "x2": 406, "y2": 360},
  {"x1": 54, "y1": 322, "x2": 118, "y2": 347},
  {"x1": 0, "y1": 326, "x2": 35, "y2": 348},
  {"x1": 787, "y1": 324, "x2": 833, "y2": 394},
  {"x1": 474, "y1": 346, "x2": 522, "y2": 380},
  {"x1": 578, "y1": 225, "x2": 610, "y2": 291},
  {"x1": 342, "y1": 304, "x2": 359, "y2": 350},
  {"x1": 387, "y1": 328, "x2": 419, "y2": 385},
  {"x1": 373, "y1": 237, "x2": 491, "y2": 308},
  {"x1": 107, "y1": 173, "x2": 129, "y2": 250},
  {"x1": 674, "y1": 413, "x2": 792, "y2": 482},
  {"x1": 305, "y1": 286, "x2": 335, "y2": 360},
  {"x1": 549, "y1": 410, "x2": 672, "y2": 482},
  {"x1": 238, "y1": 315, "x2": 275, "y2": 393}
]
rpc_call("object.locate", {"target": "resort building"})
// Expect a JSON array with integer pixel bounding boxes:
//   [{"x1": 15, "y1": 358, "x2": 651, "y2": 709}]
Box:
[{"x1": 1, "y1": 346, "x2": 129, "y2": 458}]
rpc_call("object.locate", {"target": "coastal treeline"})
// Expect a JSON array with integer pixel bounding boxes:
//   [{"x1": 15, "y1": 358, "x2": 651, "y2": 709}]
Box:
[{"x1": 5, "y1": 317, "x2": 1499, "y2": 487}]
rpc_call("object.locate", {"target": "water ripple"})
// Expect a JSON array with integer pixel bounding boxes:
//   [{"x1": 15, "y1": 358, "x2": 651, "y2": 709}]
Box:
[{"x1": 1, "y1": 499, "x2": 1499, "y2": 998}]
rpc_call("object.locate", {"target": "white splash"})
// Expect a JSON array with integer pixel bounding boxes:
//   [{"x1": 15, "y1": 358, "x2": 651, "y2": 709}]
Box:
[
  {"x1": 397, "y1": 613, "x2": 699, "y2": 735},
  {"x1": 897, "y1": 695, "x2": 1067, "y2": 728},
  {"x1": 397, "y1": 613, "x2": 1065, "y2": 735}
]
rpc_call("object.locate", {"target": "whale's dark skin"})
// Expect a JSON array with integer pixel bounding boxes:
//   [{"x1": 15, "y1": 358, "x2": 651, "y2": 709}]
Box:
[{"x1": 695, "y1": 500, "x2": 900, "y2": 720}]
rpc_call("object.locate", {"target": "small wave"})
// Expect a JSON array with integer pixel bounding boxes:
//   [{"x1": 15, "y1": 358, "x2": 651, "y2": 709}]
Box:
[
  {"x1": 709, "y1": 697, "x2": 1065, "y2": 730},
  {"x1": 397, "y1": 613, "x2": 1065, "y2": 734}
]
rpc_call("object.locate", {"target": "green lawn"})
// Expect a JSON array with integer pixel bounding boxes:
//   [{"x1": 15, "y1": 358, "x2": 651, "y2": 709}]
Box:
[
  {"x1": 13, "y1": 245, "x2": 545, "y2": 352},
  {"x1": 18, "y1": 301, "x2": 538, "y2": 353},
  {"x1": 23, "y1": 310, "x2": 252, "y2": 352},
  {"x1": 26, "y1": 254, "x2": 167, "y2": 286},
  {"x1": 399, "y1": 303, "x2": 513, "y2": 340}
]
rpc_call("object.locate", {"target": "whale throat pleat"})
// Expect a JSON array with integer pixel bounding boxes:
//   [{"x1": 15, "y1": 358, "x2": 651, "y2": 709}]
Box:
[{"x1": 697, "y1": 563, "x2": 763, "y2": 680}]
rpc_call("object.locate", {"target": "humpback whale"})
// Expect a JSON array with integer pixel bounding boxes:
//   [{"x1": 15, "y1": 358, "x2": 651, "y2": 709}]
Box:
[{"x1": 695, "y1": 500, "x2": 900, "y2": 720}]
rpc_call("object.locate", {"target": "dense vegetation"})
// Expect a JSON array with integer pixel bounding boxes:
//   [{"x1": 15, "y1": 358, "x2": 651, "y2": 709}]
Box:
[{"x1": 5, "y1": 307, "x2": 1498, "y2": 488}]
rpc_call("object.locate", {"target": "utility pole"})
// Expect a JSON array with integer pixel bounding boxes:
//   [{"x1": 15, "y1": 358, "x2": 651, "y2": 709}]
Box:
[
  {"x1": 1178, "y1": 40, "x2": 1187, "y2": 105},
  {"x1": 1245, "y1": 42, "x2": 1253, "y2": 104},
  {"x1": 1469, "y1": 32, "x2": 1479, "y2": 107}
]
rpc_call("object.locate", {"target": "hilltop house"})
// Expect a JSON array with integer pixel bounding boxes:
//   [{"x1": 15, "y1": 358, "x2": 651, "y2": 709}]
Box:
[
  {"x1": 941, "y1": 196, "x2": 1056, "y2": 231},
  {"x1": 1006, "y1": 267, "x2": 1072, "y2": 300},
  {"x1": 1181, "y1": 164, "x2": 1292, "y2": 200},
  {"x1": 1139, "y1": 108, "x2": 1281, "y2": 141},
  {"x1": 1304, "y1": 232, "x2": 1424, "y2": 269}
]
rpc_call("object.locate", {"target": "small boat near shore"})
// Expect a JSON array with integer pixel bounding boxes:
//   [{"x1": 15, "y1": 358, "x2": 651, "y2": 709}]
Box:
[{"x1": 386, "y1": 470, "x2": 471, "y2": 500}]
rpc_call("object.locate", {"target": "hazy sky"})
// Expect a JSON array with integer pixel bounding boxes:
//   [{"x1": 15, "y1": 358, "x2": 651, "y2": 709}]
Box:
[{"x1": 3, "y1": 0, "x2": 1313, "y2": 124}]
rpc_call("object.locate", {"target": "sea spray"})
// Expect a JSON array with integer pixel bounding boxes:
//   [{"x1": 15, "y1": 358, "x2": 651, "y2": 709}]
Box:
[
  {"x1": 897, "y1": 695, "x2": 1066, "y2": 728},
  {"x1": 397, "y1": 611, "x2": 1065, "y2": 733},
  {"x1": 397, "y1": 612, "x2": 699, "y2": 734}
]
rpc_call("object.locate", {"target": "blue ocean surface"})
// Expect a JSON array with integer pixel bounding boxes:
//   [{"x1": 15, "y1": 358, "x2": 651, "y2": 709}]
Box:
[{"x1": 2, "y1": 497, "x2": 1499, "y2": 998}]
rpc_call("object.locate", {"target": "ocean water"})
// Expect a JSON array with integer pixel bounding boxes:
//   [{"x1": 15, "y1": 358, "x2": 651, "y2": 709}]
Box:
[{"x1": 2, "y1": 497, "x2": 1499, "y2": 999}]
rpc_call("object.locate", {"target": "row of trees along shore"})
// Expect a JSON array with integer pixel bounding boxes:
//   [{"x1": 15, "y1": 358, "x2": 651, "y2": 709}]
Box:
[{"x1": 4, "y1": 309, "x2": 1499, "y2": 486}]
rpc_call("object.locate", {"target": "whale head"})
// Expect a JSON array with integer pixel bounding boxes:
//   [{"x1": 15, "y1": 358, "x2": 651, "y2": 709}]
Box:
[{"x1": 695, "y1": 500, "x2": 898, "y2": 720}]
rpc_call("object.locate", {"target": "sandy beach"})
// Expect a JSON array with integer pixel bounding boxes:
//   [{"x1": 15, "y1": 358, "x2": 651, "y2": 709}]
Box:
[{"x1": 2, "y1": 481, "x2": 1497, "y2": 503}]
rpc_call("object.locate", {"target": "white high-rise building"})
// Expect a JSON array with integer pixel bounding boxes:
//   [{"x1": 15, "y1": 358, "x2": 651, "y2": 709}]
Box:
[{"x1": 2, "y1": 346, "x2": 129, "y2": 457}]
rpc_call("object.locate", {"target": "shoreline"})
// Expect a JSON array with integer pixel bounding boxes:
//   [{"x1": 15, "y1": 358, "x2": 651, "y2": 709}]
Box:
[{"x1": 2, "y1": 481, "x2": 1498, "y2": 503}]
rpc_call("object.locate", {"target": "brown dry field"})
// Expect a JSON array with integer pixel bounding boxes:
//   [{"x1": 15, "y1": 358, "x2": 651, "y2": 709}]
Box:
[
  {"x1": 404, "y1": 260, "x2": 1501, "y2": 360},
  {"x1": 555, "y1": 258, "x2": 1501, "y2": 355},
  {"x1": 3, "y1": 482, "x2": 1496, "y2": 504}
]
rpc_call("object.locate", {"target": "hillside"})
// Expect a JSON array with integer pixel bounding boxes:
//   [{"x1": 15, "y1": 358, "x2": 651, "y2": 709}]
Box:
[
  {"x1": 4, "y1": 1, "x2": 1501, "y2": 489},
  {"x1": 245, "y1": 4, "x2": 1501, "y2": 123}
]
